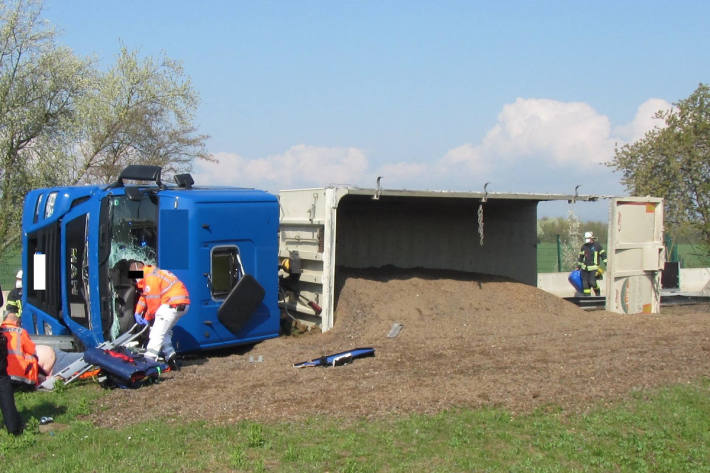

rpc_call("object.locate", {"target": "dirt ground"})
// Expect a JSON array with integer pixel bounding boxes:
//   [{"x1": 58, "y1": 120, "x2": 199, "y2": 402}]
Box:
[{"x1": 89, "y1": 268, "x2": 710, "y2": 428}]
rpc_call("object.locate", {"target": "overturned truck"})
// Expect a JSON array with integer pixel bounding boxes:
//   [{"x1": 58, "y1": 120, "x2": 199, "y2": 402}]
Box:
[
  {"x1": 21, "y1": 166, "x2": 280, "y2": 352},
  {"x1": 20, "y1": 165, "x2": 602, "y2": 351}
]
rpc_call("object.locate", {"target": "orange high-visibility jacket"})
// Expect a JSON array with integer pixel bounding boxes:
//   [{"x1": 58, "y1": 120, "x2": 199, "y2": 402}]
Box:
[
  {"x1": 0, "y1": 319, "x2": 39, "y2": 386},
  {"x1": 134, "y1": 265, "x2": 190, "y2": 321}
]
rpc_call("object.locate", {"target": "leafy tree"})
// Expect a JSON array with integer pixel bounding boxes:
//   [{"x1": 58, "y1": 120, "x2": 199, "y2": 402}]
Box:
[
  {"x1": 67, "y1": 46, "x2": 209, "y2": 185},
  {"x1": 538, "y1": 216, "x2": 607, "y2": 243},
  {"x1": 563, "y1": 210, "x2": 582, "y2": 271},
  {"x1": 538, "y1": 215, "x2": 609, "y2": 271},
  {"x1": 0, "y1": 0, "x2": 90, "y2": 255},
  {"x1": 0, "y1": 0, "x2": 209, "y2": 258},
  {"x1": 608, "y1": 83, "x2": 710, "y2": 252}
]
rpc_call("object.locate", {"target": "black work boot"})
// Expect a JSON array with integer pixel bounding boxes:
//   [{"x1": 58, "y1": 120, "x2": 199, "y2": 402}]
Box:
[{"x1": 166, "y1": 353, "x2": 180, "y2": 371}]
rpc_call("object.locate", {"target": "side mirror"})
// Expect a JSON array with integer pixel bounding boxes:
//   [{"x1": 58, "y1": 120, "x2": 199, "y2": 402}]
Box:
[{"x1": 174, "y1": 174, "x2": 194, "y2": 189}]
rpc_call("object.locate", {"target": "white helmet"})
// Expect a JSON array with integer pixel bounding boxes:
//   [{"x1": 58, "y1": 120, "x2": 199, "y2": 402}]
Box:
[
  {"x1": 584, "y1": 231, "x2": 594, "y2": 241},
  {"x1": 15, "y1": 269, "x2": 23, "y2": 288}
]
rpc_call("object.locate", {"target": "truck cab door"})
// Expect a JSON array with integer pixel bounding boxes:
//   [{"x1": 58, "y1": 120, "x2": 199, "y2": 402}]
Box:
[{"x1": 60, "y1": 199, "x2": 103, "y2": 348}]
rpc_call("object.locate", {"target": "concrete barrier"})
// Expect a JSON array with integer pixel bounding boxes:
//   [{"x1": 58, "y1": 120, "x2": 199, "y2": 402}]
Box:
[
  {"x1": 537, "y1": 268, "x2": 710, "y2": 297},
  {"x1": 537, "y1": 273, "x2": 578, "y2": 297},
  {"x1": 679, "y1": 268, "x2": 710, "y2": 293}
]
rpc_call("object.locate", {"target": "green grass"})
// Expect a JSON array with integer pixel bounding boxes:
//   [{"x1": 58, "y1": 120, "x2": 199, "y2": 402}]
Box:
[
  {"x1": 676, "y1": 243, "x2": 710, "y2": 268},
  {"x1": 2, "y1": 379, "x2": 709, "y2": 472},
  {"x1": 0, "y1": 249, "x2": 21, "y2": 289}
]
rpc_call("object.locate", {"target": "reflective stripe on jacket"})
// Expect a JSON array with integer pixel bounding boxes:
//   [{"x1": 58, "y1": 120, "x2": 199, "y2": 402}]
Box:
[
  {"x1": 5, "y1": 287, "x2": 22, "y2": 318},
  {"x1": 578, "y1": 241, "x2": 608, "y2": 271},
  {"x1": 0, "y1": 319, "x2": 39, "y2": 386},
  {"x1": 135, "y1": 265, "x2": 190, "y2": 321}
]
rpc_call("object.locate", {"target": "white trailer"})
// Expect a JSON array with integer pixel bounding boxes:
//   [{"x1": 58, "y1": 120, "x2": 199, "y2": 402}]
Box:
[{"x1": 278, "y1": 186, "x2": 600, "y2": 331}]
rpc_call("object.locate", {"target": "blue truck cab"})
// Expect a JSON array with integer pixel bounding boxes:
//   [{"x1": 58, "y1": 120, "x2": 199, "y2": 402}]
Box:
[{"x1": 20, "y1": 165, "x2": 281, "y2": 352}]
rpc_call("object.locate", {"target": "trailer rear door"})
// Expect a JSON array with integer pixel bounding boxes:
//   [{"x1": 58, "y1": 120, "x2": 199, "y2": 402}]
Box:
[{"x1": 605, "y1": 197, "x2": 664, "y2": 314}]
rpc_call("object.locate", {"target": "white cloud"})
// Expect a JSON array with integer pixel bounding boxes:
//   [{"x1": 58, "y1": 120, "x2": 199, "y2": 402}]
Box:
[
  {"x1": 613, "y1": 98, "x2": 672, "y2": 143},
  {"x1": 439, "y1": 143, "x2": 487, "y2": 174},
  {"x1": 466, "y1": 98, "x2": 615, "y2": 168},
  {"x1": 510, "y1": 99, "x2": 613, "y2": 165},
  {"x1": 192, "y1": 145, "x2": 369, "y2": 191},
  {"x1": 193, "y1": 97, "x2": 673, "y2": 199},
  {"x1": 432, "y1": 97, "x2": 674, "y2": 194}
]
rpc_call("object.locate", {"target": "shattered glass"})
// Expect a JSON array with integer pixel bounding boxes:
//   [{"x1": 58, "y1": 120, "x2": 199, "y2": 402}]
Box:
[{"x1": 104, "y1": 194, "x2": 158, "y2": 339}]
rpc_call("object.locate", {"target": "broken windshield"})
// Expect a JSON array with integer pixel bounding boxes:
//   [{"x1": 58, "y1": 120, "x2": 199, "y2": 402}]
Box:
[{"x1": 99, "y1": 192, "x2": 158, "y2": 340}]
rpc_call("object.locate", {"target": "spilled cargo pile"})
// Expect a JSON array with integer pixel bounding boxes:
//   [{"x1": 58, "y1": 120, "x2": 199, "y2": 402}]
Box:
[{"x1": 89, "y1": 268, "x2": 710, "y2": 428}]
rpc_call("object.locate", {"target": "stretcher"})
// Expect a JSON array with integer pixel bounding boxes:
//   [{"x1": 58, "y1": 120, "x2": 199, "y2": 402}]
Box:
[
  {"x1": 83, "y1": 345, "x2": 166, "y2": 388},
  {"x1": 51, "y1": 323, "x2": 150, "y2": 386}
]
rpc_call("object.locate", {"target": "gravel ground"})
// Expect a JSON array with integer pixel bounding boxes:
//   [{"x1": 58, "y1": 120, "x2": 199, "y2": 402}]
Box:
[{"x1": 87, "y1": 268, "x2": 710, "y2": 428}]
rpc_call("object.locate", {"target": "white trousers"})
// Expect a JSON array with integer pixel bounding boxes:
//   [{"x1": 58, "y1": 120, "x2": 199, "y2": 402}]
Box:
[{"x1": 145, "y1": 304, "x2": 188, "y2": 360}]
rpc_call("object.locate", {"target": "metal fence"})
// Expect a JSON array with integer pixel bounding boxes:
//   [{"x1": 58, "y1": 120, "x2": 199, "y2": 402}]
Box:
[
  {"x1": 537, "y1": 242, "x2": 566, "y2": 273},
  {"x1": 537, "y1": 241, "x2": 710, "y2": 273}
]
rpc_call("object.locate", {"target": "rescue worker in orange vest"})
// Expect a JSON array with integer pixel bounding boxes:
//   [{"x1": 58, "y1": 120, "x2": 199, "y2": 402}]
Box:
[
  {"x1": 0, "y1": 307, "x2": 56, "y2": 388},
  {"x1": 130, "y1": 260, "x2": 190, "y2": 370}
]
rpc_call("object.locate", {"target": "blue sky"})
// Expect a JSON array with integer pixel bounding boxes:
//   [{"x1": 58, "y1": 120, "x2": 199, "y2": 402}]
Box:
[{"x1": 44, "y1": 0, "x2": 709, "y2": 220}]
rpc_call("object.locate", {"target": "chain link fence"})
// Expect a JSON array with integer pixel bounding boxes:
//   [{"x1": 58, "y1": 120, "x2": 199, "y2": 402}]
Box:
[{"x1": 538, "y1": 240, "x2": 710, "y2": 273}]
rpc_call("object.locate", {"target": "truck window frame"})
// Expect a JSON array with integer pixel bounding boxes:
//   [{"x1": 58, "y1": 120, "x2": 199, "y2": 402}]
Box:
[
  {"x1": 33, "y1": 193, "x2": 45, "y2": 223},
  {"x1": 210, "y1": 245, "x2": 243, "y2": 299},
  {"x1": 65, "y1": 213, "x2": 90, "y2": 328},
  {"x1": 44, "y1": 191, "x2": 58, "y2": 219}
]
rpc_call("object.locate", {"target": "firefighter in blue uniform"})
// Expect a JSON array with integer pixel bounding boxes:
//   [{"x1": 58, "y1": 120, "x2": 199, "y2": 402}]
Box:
[{"x1": 578, "y1": 231, "x2": 607, "y2": 296}]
